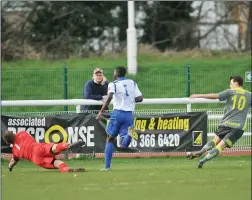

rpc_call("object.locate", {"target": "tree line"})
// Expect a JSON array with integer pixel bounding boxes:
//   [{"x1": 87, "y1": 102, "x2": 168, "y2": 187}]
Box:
[{"x1": 1, "y1": 1, "x2": 250, "y2": 60}]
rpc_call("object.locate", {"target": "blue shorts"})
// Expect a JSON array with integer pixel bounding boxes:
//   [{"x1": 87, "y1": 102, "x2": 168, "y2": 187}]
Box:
[{"x1": 106, "y1": 110, "x2": 134, "y2": 138}]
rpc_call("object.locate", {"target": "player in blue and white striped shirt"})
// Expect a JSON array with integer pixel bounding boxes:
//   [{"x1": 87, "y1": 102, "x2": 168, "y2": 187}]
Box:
[{"x1": 96, "y1": 66, "x2": 143, "y2": 171}]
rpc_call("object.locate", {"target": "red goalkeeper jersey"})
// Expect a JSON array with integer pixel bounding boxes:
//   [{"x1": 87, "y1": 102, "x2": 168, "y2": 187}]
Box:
[{"x1": 12, "y1": 131, "x2": 36, "y2": 161}]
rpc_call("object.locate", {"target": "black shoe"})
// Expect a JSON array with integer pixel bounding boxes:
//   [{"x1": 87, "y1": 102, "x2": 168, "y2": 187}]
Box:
[
  {"x1": 68, "y1": 168, "x2": 86, "y2": 172},
  {"x1": 68, "y1": 141, "x2": 86, "y2": 152},
  {"x1": 197, "y1": 161, "x2": 203, "y2": 169}
]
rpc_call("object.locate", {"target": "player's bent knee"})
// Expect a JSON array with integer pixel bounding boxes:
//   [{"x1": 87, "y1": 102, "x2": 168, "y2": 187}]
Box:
[
  {"x1": 51, "y1": 144, "x2": 58, "y2": 154},
  {"x1": 53, "y1": 159, "x2": 64, "y2": 168},
  {"x1": 213, "y1": 136, "x2": 221, "y2": 145}
]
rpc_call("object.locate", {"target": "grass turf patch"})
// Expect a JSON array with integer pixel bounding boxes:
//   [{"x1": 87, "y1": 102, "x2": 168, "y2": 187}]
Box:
[{"x1": 1, "y1": 156, "x2": 251, "y2": 200}]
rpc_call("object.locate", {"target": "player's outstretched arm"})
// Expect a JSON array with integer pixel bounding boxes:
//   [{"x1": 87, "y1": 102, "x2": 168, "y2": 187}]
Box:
[
  {"x1": 8, "y1": 157, "x2": 19, "y2": 172},
  {"x1": 190, "y1": 93, "x2": 219, "y2": 99}
]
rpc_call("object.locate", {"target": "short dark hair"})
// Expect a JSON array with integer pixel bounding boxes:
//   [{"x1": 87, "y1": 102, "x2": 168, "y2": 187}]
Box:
[
  {"x1": 2, "y1": 130, "x2": 15, "y2": 144},
  {"x1": 230, "y1": 76, "x2": 243, "y2": 86},
  {"x1": 115, "y1": 66, "x2": 127, "y2": 77}
]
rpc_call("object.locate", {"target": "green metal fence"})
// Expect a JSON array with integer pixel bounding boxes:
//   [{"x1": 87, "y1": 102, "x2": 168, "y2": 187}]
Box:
[{"x1": 1, "y1": 65, "x2": 251, "y2": 112}]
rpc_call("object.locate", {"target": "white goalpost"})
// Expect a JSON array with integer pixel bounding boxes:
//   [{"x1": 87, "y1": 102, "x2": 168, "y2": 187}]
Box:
[
  {"x1": 1, "y1": 98, "x2": 222, "y2": 108},
  {"x1": 127, "y1": 1, "x2": 137, "y2": 75}
]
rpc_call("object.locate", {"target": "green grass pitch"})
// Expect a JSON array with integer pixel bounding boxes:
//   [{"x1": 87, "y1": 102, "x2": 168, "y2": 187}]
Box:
[{"x1": 1, "y1": 156, "x2": 251, "y2": 200}]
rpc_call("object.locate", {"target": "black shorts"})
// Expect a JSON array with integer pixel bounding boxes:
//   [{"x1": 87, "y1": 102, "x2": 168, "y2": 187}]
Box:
[{"x1": 215, "y1": 126, "x2": 244, "y2": 148}]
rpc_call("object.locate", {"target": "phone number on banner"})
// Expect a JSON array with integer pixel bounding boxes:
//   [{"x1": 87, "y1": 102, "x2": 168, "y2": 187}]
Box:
[{"x1": 117, "y1": 134, "x2": 180, "y2": 148}]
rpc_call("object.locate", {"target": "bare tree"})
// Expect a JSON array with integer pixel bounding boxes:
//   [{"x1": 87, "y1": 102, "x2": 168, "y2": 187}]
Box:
[{"x1": 193, "y1": 1, "x2": 250, "y2": 51}]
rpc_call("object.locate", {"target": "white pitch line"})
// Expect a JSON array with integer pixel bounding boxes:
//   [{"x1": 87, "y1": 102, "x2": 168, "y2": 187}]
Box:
[{"x1": 75, "y1": 178, "x2": 236, "y2": 188}]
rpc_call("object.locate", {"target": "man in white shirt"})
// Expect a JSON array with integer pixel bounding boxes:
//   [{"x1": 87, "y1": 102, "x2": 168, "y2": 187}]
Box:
[{"x1": 96, "y1": 66, "x2": 143, "y2": 171}]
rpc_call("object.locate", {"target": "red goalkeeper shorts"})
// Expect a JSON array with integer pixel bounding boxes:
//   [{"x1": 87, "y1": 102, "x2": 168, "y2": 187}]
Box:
[{"x1": 31, "y1": 143, "x2": 56, "y2": 169}]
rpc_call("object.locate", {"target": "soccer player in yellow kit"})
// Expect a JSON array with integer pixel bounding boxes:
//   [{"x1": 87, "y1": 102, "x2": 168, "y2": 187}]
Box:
[{"x1": 187, "y1": 76, "x2": 251, "y2": 168}]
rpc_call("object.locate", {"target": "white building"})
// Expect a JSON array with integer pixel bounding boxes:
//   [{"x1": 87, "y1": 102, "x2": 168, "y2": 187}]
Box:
[{"x1": 191, "y1": 1, "x2": 249, "y2": 50}]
